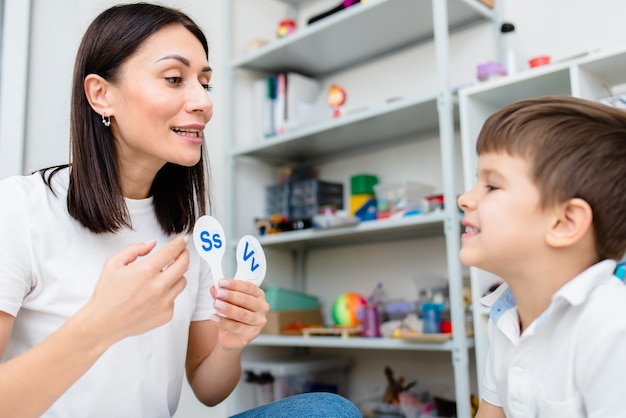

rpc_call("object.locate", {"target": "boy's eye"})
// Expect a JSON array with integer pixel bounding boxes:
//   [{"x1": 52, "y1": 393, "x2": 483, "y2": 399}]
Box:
[{"x1": 485, "y1": 184, "x2": 498, "y2": 192}]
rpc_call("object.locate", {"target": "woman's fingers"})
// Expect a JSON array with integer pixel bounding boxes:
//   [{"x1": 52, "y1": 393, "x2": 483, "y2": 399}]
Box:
[
  {"x1": 91, "y1": 236, "x2": 190, "y2": 340},
  {"x1": 212, "y1": 279, "x2": 269, "y2": 325},
  {"x1": 109, "y1": 240, "x2": 158, "y2": 267}
]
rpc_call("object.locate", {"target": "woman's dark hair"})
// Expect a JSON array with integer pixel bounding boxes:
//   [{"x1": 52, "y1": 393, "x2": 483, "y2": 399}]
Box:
[{"x1": 44, "y1": 2, "x2": 211, "y2": 234}]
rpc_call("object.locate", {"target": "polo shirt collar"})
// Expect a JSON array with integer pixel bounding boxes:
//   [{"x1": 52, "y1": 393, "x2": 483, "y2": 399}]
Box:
[
  {"x1": 551, "y1": 259, "x2": 617, "y2": 306},
  {"x1": 479, "y1": 259, "x2": 618, "y2": 327}
]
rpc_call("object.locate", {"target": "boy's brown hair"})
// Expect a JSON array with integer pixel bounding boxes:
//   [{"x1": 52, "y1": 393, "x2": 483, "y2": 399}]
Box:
[{"x1": 476, "y1": 95, "x2": 626, "y2": 261}]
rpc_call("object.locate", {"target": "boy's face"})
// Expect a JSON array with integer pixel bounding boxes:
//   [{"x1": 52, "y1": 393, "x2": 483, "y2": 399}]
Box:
[{"x1": 457, "y1": 152, "x2": 552, "y2": 276}]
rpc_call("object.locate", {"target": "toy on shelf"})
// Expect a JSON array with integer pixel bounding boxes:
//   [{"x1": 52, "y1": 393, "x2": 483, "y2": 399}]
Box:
[
  {"x1": 327, "y1": 84, "x2": 346, "y2": 118},
  {"x1": 332, "y1": 292, "x2": 366, "y2": 327},
  {"x1": 301, "y1": 326, "x2": 361, "y2": 339},
  {"x1": 476, "y1": 61, "x2": 506, "y2": 82},
  {"x1": 350, "y1": 173, "x2": 378, "y2": 220},
  {"x1": 529, "y1": 55, "x2": 551, "y2": 68},
  {"x1": 307, "y1": 0, "x2": 363, "y2": 25},
  {"x1": 276, "y1": 18, "x2": 296, "y2": 38},
  {"x1": 383, "y1": 366, "x2": 417, "y2": 405}
]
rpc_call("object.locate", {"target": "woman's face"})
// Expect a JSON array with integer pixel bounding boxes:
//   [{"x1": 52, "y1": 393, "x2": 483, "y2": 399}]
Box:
[{"x1": 107, "y1": 23, "x2": 213, "y2": 176}]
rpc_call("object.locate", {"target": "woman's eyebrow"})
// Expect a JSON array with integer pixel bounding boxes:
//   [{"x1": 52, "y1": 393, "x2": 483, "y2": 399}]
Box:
[{"x1": 156, "y1": 54, "x2": 212, "y2": 73}]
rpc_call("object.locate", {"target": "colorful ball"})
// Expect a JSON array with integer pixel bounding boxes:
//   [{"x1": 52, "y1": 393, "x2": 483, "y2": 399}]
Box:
[{"x1": 332, "y1": 292, "x2": 367, "y2": 327}]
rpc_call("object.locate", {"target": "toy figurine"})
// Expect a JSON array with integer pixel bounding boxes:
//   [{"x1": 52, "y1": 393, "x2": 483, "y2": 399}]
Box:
[
  {"x1": 383, "y1": 366, "x2": 416, "y2": 404},
  {"x1": 327, "y1": 84, "x2": 346, "y2": 118}
]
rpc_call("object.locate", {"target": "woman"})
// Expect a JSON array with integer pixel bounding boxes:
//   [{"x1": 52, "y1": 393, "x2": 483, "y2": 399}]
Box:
[{"x1": 0, "y1": 3, "x2": 359, "y2": 417}]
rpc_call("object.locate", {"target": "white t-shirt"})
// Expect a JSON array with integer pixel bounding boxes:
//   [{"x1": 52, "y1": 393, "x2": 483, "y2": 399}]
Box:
[
  {"x1": 0, "y1": 168, "x2": 214, "y2": 417},
  {"x1": 480, "y1": 259, "x2": 626, "y2": 418}
]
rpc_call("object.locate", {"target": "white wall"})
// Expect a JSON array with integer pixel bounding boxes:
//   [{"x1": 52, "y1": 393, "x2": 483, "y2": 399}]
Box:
[{"x1": 2, "y1": 0, "x2": 626, "y2": 416}]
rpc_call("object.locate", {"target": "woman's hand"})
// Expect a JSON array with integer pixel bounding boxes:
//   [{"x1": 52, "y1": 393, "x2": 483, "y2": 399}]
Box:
[
  {"x1": 84, "y1": 236, "x2": 189, "y2": 344},
  {"x1": 209, "y1": 279, "x2": 269, "y2": 351}
]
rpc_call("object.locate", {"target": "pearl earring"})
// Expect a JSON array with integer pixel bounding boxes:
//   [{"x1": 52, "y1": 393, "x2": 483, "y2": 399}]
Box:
[{"x1": 102, "y1": 114, "x2": 111, "y2": 127}]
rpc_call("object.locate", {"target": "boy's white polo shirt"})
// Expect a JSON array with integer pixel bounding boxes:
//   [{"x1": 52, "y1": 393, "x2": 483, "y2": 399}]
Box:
[{"x1": 480, "y1": 259, "x2": 626, "y2": 418}]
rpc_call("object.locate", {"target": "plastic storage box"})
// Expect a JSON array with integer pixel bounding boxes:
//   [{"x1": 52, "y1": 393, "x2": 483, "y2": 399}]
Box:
[
  {"x1": 374, "y1": 181, "x2": 434, "y2": 219},
  {"x1": 289, "y1": 179, "x2": 344, "y2": 219},
  {"x1": 265, "y1": 184, "x2": 290, "y2": 217},
  {"x1": 262, "y1": 285, "x2": 319, "y2": 311},
  {"x1": 242, "y1": 357, "x2": 351, "y2": 406}
]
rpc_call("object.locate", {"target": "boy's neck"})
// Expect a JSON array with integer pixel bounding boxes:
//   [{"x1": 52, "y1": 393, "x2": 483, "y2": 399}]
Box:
[{"x1": 504, "y1": 252, "x2": 598, "y2": 333}]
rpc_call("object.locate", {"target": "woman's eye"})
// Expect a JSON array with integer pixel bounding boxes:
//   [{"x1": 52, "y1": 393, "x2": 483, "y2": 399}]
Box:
[
  {"x1": 165, "y1": 76, "x2": 183, "y2": 85},
  {"x1": 202, "y1": 83, "x2": 213, "y2": 92}
]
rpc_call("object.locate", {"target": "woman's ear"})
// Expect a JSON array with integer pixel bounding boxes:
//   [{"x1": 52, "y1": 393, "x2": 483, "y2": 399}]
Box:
[
  {"x1": 83, "y1": 74, "x2": 112, "y2": 116},
  {"x1": 546, "y1": 198, "x2": 593, "y2": 248}
]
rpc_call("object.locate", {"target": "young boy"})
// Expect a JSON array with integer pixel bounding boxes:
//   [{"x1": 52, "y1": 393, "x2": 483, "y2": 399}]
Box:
[{"x1": 457, "y1": 95, "x2": 626, "y2": 418}]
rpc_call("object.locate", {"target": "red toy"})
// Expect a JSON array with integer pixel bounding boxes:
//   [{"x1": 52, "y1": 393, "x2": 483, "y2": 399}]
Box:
[{"x1": 327, "y1": 84, "x2": 346, "y2": 118}]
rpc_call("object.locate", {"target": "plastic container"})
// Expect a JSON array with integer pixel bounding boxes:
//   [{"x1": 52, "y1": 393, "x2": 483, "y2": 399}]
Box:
[
  {"x1": 374, "y1": 181, "x2": 434, "y2": 219},
  {"x1": 262, "y1": 285, "x2": 319, "y2": 311},
  {"x1": 350, "y1": 174, "x2": 378, "y2": 195},
  {"x1": 360, "y1": 305, "x2": 382, "y2": 338},
  {"x1": 422, "y1": 302, "x2": 444, "y2": 334},
  {"x1": 289, "y1": 179, "x2": 344, "y2": 219},
  {"x1": 477, "y1": 61, "x2": 507, "y2": 81},
  {"x1": 265, "y1": 184, "x2": 289, "y2": 217},
  {"x1": 242, "y1": 358, "x2": 351, "y2": 406},
  {"x1": 529, "y1": 55, "x2": 551, "y2": 68},
  {"x1": 350, "y1": 194, "x2": 374, "y2": 217},
  {"x1": 501, "y1": 22, "x2": 519, "y2": 75}
]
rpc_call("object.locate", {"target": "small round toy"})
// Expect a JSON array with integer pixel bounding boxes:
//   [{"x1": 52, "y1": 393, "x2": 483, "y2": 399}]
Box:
[
  {"x1": 332, "y1": 292, "x2": 367, "y2": 327},
  {"x1": 277, "y1": 19, "x2": 296, "y2": 38}
]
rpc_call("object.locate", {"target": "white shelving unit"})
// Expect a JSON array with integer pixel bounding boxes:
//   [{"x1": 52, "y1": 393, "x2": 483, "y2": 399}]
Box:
[
  {"x1": 225, "y1": 1, "x2": 501, "y2": 416},
  {"x1": 459, "y1": 46, "x2": 626, "y2": 398}
]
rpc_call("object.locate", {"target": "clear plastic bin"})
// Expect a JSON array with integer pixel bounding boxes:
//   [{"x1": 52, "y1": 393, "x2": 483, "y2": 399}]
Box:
[
  {"x1": 242, "y1": 357, "x2": 351, "y2": 407},
  {"x1": 374, "y1": 181, "x2": 434, "y2": 219}
]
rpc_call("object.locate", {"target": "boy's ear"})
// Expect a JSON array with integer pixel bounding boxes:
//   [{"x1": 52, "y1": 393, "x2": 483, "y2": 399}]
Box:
[
  {"x1": 83, "y1": 74, "x2": 112, "y2": 116},
  {"x1": 546, "y1": 198, "x2": 593, "y2": 248}
]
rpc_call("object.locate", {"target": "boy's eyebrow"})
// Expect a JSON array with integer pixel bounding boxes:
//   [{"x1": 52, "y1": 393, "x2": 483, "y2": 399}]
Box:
[
  {"x1": 478, "y1": 168, "x2": 505, "y2": 181},
  {"x1": 156, "y1": 54, "x2": 212, "y2": 73}
]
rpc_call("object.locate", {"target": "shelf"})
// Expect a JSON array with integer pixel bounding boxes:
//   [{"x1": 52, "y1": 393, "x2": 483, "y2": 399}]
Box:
[
  {"x1": 232, "y1": 0, "x2": 494, "y2": 76},
  {"x1": 574, "y1": 48, "x2": 626, "y2": 87},
  {"x1": 227, "y1": 1, "x2": 499, "y2": 415},
  {"x1": 257, "y1": 212, "x2": 448, "y2": 250},
  {"x1": 462, "y1": 66, "x2": 573, "y2": 107},
  {"x1": 232, "y1": 93, "x2": 443, "y2": 163},
  {"x1": 251, "y1": 334, "x2": 475, "y2": 351}
]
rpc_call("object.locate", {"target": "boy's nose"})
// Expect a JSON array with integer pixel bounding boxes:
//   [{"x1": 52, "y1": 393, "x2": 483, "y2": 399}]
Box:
[{"x1": 457, "y1": 190, "x2": 473, "y2": 211}]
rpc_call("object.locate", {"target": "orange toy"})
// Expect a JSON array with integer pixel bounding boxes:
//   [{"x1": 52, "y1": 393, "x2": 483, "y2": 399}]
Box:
[{"x1": 327, "y1": 84, "x2": 346, "y2": 118}]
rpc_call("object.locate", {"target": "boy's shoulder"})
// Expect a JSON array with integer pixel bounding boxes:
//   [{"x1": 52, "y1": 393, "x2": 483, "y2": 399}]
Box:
[
  {"x1": 557, "y1": 260, "x2": 626, "y2": 337},
  {"x1": 559, "y1": 259, "x2": 624, "y2": 306}
]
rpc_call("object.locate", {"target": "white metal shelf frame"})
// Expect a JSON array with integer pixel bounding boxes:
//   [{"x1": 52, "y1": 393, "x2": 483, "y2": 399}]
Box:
[
  {"x1": 225, "y1": 1, "x2": 502, "y2": 416},
  {"x1": 251, "y1": 334, "x2": 476, "y2": 351}
]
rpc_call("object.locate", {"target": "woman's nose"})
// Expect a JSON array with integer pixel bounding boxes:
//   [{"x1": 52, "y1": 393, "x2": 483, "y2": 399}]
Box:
[{"x1": 187, "y1": 83, "x2": 213, "y2": 118}]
